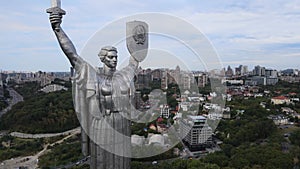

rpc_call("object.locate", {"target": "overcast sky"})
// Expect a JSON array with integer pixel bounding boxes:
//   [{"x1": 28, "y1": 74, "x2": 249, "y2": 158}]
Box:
[{"x1": 1, "y1": 0, "x2": 300, "y2": 72}]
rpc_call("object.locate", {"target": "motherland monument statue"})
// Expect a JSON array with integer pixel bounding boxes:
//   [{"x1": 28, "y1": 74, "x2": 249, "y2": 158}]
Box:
[{"x1": 47, "y1": 0, "x2": 148, "y2": 168}]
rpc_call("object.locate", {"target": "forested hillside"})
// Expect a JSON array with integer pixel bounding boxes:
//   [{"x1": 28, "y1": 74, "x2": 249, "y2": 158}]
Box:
[{"x1": 0, "y1": 81, "x2": 79, "y2": 133}]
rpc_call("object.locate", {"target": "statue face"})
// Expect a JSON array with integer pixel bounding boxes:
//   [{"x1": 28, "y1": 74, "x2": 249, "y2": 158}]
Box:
[{"x1": 103, "y1": 51, "x2": 118, "y2": 68}]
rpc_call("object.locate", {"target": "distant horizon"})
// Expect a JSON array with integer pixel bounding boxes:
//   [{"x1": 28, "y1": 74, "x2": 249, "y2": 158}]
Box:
[{"x1": 1, "y1": 64, "x2": 299, "y2": 73}]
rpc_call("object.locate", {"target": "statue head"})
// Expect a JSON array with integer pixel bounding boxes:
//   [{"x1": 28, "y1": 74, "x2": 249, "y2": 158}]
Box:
[{"x1": 98, "y1": 46, "x2": 118, "y2": 69}]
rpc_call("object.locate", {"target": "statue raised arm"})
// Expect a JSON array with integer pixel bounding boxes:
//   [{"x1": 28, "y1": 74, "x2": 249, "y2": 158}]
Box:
[{"x1": 49, "y1": 12, "x2": 82, "y2": 68}]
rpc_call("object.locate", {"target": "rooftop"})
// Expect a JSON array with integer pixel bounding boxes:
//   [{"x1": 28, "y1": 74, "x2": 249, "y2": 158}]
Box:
[
  {"x1": 272, "y1": 96, "x2": 289, "y2": 100},
  {"x1": 188, "y1": 115, "x2": 206, "y2": 122}
]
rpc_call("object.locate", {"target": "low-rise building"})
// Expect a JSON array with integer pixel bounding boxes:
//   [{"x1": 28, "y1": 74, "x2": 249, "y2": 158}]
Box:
[
  {"x1": 271, "y1": 96, "x2": 291, "y2": 105},
  {"x1": 149, "y1": 124, "x2": 157, "y2": 131},
  {"x1": 268, "y1": 114, "x2": 289, "y2": 125},
  {"x1": 157, "y1": 124, "x2": 168, "y2": 133},
  {"x1": 292, "y1": 113, "x2": 300, "y2": 119},
  {"x1": 281, "y1": 107, "x2": 295, "y2": 114},
  {"x1": 279, "y1": 76, "x2": 300, "y2": 83},
  {"x1": 131, "y1": 135, "x2": 145, "y2": 146},
  {"x1": 245, "y1": 76, "x2": 278, "y2": 86},
  {"x1": 223, "y1": 112, "x2": 231, "y2": 119},
  {"x1": 39, "y1": 84, "x2": 68, "y2": 93},
  {"x1": 207, "y1": 112, "x2": 223, "y2": 120},
  {"x1": 148, "y1": 134, "x2": 165, "y2": 146},
  {"x1": 221, "y1": 79, "x2": 244, "y2": 85}
]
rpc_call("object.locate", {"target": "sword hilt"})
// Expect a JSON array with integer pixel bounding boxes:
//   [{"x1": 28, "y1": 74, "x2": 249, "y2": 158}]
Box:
[
  {"x1": 46, "y1": 6, "x2": 66, "y2": 15},
  {"x1": 47, "y1": 7, "x2": 66, "y2": 31}
]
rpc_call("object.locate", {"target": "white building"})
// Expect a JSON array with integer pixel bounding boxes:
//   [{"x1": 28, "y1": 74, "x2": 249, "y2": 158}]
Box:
[
  {"x1": 180, "y1": 115, "x2": 213, "y2": 151},
  {"x1": 179, "y1": 102, "x2": 190, "y2": 112},
  {"x1": 208, "y1": 112, "x2": 223, "y2": 120},
  {"x1": 221, "y1": 79, "x2": 244, "y2": 85},
  {"x1": 131, "y1": 135, "x2": 145, "y2": 146},
  {"x1": 268, "y1": 114, "x2": 289, "y2": 125},
  {"x1": 40, "y1": 84, "x2": 68, "y2": 93},
  {"x1": 148, "y1": 134, "x2": 165, "y2": 146},
  {"x1": 271, "y1": 96, "x2": 291, "y2": 105}
]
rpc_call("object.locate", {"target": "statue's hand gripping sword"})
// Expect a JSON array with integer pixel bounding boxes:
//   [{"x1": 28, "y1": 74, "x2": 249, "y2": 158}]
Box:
[{"x1": 46, "y1": 0, "x2": 66, "y2": 31}]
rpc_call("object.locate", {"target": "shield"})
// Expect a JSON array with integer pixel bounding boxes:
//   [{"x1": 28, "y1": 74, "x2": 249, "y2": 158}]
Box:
[{"x1": 126, "y1": 21, "x2": 148, "y2": 62}]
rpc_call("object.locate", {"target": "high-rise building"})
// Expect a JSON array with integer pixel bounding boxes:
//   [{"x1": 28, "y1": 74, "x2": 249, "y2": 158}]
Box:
[
  {"x1": 135, "y1": 91, "x2": 142, "y2": 110},
  {"x1": 253, "y1": 65, "x2": 266, "y2": 76},
  {"x1": 245, "y1": 76, "x2": 266, "y2": 86},
  {"x1": 225, "y1": 66, "x2": 234, "y2": 77},
  {"x1": 235, "y1": 65, "x2": 243, "y2": 76},
  {"x1": 249, "y1": 66, "x2": 278, "y2": 85},
  {"x1": 241, "y1": 65, "x2": 248, "y2": 75},
  {"x1": 180, "y1": 115, "x2": 213, "y2": 151},
  {"x1": 266, "y1": 77, "x2": 279, "y2": 85},
  {"x1": 151, "y1": 69, "x2": 162, "y2": 81},
  {"x1": 281, "y1": 69, "x2": 296, "y2": 76},
  {"x1": 174, "y1": 65, "x2": 181, "y2": 84},
  {"x1": 253, "y1": 65, "x2": 261, "y2": 76},
  {"x1": 136, "y1": 69, "x2": 152, "y2": 89},
  {"x1": 261, "y1": 67, "x2": 266, "y2": 76},
  {"x1": 182, "y1": 73, "x2": 191, "y2": 90},
  {"x1": 168, "y1": 65, "x2": 181, "y2": 85},
  {"x1": 161, "y1": 70, "x2": 168, "y2": 90},
  {"x1": 265, "y1": 69, "x2": 277, "y2": 77},
  {"x1": 193, "y1": 72, "x2": 208, "y2": 88}
]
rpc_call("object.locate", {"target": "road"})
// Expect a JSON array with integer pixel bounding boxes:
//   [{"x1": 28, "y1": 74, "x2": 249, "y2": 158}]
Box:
[
  {"x1": 10, "y1": 127, "x2": 81, "y2": 139},
  {"x1": 1, "y1": 128, "x2": 81, "y2": 169},
  {"x1": 0, "y1": 88, "x2": 23, "y2": 117}
]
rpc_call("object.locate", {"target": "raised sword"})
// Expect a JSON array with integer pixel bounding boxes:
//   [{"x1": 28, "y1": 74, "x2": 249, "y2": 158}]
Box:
[{"x1": 46, "y1": 0, "x2": 66, "y2": 31}]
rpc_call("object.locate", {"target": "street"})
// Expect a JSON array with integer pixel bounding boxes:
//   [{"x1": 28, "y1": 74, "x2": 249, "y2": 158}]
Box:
[{"x1": 0, "y1": 88, "x2": 23, "y2": 117}]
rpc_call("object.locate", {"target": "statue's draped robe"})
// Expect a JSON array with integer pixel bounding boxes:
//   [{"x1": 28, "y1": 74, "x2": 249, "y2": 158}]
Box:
[{"x1": 72, "y1": 58, "x2": 134, "y2": 169}]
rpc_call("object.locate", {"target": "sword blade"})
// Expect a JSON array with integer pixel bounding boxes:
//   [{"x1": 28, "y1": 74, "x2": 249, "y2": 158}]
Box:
[{"x1": 51, "y1": 0, "x2": 61, "y2": 8}]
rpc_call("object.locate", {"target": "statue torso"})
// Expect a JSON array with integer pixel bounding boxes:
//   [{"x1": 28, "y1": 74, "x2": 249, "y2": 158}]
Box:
[{"x1": 97, "y1": 72, "x2": 129, "y2": 115}]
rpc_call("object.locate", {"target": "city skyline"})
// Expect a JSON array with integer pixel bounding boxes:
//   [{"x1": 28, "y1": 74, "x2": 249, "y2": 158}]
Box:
[
  {"x1": 0, "y1": 64, "x2": 298, "y2": 74},
  {"x1": 1, "y1": 0, "x2": 300, "y2": 71}
]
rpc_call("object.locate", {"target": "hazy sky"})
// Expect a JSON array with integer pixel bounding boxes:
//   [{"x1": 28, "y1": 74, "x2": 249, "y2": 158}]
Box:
[{"x1": 1, "y1": 0, "x2": 300, "y2": 72}]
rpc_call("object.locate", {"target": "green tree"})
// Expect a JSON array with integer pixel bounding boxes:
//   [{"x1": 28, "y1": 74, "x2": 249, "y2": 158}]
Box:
[
  {"x1": 290, "y1": 130, "x2": 300, "y2": 146},
  {"x1": 203, "y1": 152, "x2": 229, "y2": 167}
]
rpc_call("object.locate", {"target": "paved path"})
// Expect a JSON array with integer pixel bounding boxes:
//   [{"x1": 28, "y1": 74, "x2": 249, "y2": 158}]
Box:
[
  {"x1": 1, "y1": 128, "x2": 81, "y2": 169},
  {"x1": 10, "y1": 127, "x2": 81, "y2": 139}
]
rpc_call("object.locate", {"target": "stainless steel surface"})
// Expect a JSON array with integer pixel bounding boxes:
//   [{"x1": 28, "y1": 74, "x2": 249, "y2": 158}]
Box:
[{"x1": 51, "y1": 0, "x2": 61, "y2": 8}]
